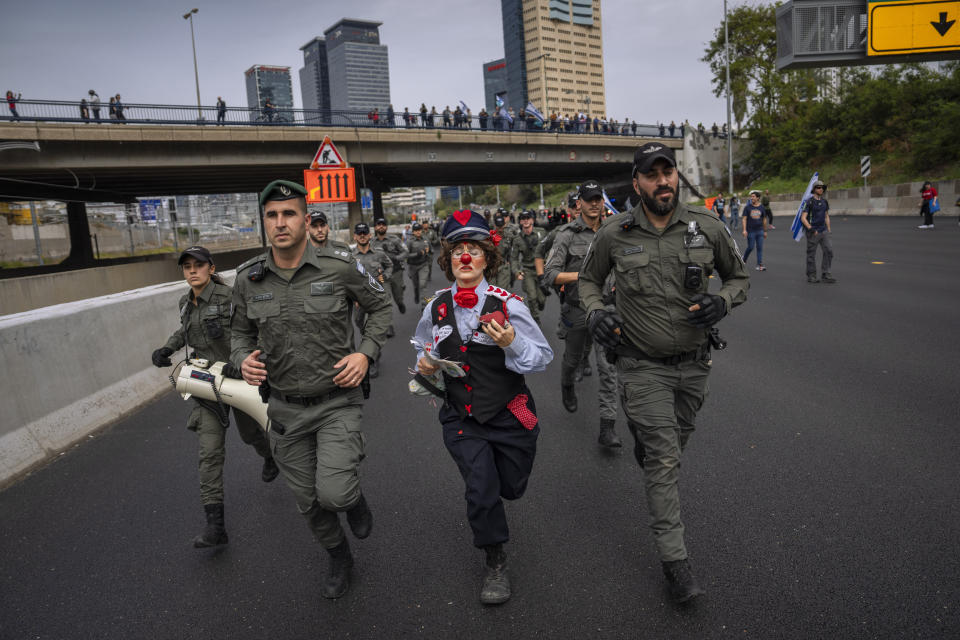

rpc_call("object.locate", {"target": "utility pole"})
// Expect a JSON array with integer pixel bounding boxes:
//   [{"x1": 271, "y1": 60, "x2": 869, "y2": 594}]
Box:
[
  {"x1": 724, "y1": 0, "x2": 734, "y2": 197},
  {"x1": 183, "y1": 8, "x2": 202, "y2": 121}
]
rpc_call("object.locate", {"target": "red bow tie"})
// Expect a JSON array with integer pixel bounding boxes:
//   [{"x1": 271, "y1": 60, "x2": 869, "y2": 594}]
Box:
[{"x1": 454, "y1": 288, "x2": 479, "y2": 309}]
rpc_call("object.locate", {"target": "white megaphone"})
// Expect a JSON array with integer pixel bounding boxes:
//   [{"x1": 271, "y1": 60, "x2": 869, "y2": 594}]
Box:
[{"x1": 174, "y1": 360, "x2": 271, "y2": 431}]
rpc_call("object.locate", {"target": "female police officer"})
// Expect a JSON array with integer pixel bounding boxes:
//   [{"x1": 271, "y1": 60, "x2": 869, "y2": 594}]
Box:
[
  {"x1": 413, "y1": 211, "x2": 553, "y2": 605},
  {"x1": 151, "y1": 246, "x2": 278, "y2": 548}
]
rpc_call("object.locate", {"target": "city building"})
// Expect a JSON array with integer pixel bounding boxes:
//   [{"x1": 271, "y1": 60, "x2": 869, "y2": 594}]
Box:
[
  {"x1": 299, "y1": 37, "x2": 331, "y2": 122},
  {"x1": 244, "y1": 65, "x2": 294, "y2": 122},
  {"x1": 498, "y1": 0, "x2": 606, "y2": 118},
  {"x1": 381, "y1": 187, "x2": 428, "y2": 216},
  {"x1": 483, "y1": 58, "x2": 508, "y2": 114},
  {"x1": 298, "y1": 19, "x2": 391, "y2": 117}
]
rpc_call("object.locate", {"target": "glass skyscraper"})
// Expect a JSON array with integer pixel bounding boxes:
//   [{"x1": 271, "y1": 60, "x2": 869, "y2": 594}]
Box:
[
  {"x1": 244, "y1": 65, "x2": 294, "y2": 122},
  {"x1": 298, "y1": 19, "x2": 391, "y2": 117}
]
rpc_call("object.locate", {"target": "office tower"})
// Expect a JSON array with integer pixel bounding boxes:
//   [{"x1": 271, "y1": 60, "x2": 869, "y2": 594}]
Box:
[
  {"x1": 299, "y1": 37, "x2": 331, "y2": 121},
  {"x1": 325, "y1": 18, "x2": 391, "y2": 112},
  {"x1": 483, "y1": 58, "x2": 508, "y2": 113},
  {"x1": 499, "y1": 0, "x2": 606, "y2": 118},
  {"x1": 244, "y1": 65, "x2": 294, "y2": 121}
]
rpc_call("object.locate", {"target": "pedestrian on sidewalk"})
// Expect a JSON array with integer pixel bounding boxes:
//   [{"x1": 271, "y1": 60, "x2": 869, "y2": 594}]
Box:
[
  {"x1": 6, "y1": 91, "x2": 21, "y2": 119},
  {"x1": 150, "y1": 246, "x2": 279, "y2": 550},
  {"x1": 413, "y1": 210, "x2": 553, "y2": 605},
  {"x1": 742, "y1": 190, "x2": 767, "y2": 271},
  {"x1": 919, "y1": 181, "x2": 939, "y2": 229},
  {"x1": 88, "y1": 90, "x2": 101, "y2": 121},
  {"x1": 80, "y1": 98, "x2": 89, "y2": 121},
  {"x1": 216, "y1": 97, "x2": 226, "y2": 124},
  {"x1": 800, "y1": 180, "x2": 836, "y2": 283},
  {"x1": 762, "y1": 189, "x2": 775, "y2": 229}
]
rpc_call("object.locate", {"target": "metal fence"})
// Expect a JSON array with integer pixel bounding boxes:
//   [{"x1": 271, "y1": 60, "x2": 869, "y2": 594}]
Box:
[{"x1": 0, "y1": 99, "x2": 686, "y2": 139}]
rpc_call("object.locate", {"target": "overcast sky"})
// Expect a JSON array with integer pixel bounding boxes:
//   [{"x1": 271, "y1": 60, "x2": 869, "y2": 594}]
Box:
[{"x1": 1, "y1": 0, "x2": 761, "y2": 127}]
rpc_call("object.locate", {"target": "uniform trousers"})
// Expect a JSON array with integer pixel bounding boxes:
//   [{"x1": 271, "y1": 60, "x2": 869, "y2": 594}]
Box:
[
  {"x1": 188, "y1": 401, "x2": 271, "y2": 505},
  {"x1": 440, "y1": 400, "x2": 539, "y2": 548},
  {"x1": 561, "y1": 304, "x2": 618, "y2": 420},
  {"x1": 518, "y1": 268, "x2": 545, "y2": 321},
  {"x1": 618, "y1": 355, "x2": 710, "y2": 562},
  {"x1": 408, "y1": 263, "x2": 430, "y2": 308},
  {"x1": 805, "y1": 230, "x2": 833, "y2": 277},
  {"x1": 387, "y1": 269, "x2": 406, "y2": 310},
  {"x1": 267, "y1": 389, "x2": 366, "y2": 548}
]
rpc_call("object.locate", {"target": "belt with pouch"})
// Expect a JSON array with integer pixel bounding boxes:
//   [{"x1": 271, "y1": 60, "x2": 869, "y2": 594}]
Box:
[
  {"x1": 615, "y1": 341, "x2": 710, "y2": 366},
  {"x1": 273, "y1": 387, "x2": 352, "y2": 406}
]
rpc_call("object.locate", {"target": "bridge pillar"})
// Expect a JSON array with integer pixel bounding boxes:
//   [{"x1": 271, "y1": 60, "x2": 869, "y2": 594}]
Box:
[
  {"x1": 372, "y1": 190, "x2": 384, "y2": 222},
  {"x1": 60, "y1": 202, "x2": 96, "y2": 267},
  {"x1": 347, "y1": 200, "x2": 363, "y2": 228}
]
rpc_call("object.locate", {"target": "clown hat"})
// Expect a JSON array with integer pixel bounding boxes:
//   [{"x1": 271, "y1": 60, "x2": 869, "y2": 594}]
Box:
[{"x1": 441, "y1": 210, "x2": 491, "y2": 242}]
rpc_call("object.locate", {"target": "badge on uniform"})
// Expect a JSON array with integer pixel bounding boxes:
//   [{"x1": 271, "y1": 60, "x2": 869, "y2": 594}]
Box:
[
  {"x1": 367, "y1": 273, "x2": 384, "y2": 293},
  {"x1": 311, "y1": 282, "x2": 334, "y2": 296}
]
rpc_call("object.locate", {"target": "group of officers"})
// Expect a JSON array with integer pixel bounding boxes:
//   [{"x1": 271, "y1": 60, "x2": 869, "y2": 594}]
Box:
[{"x1": 153, "y1": 141, "x2": 751, "y2": 606}]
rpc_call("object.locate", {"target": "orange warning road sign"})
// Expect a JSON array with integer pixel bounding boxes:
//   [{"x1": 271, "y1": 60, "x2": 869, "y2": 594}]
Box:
[
  {"x1": 310, "y1": 136, "x2": 346, "y2": 169},
  {"x1": 304, "y1": 168, "x2": 356, "y2": 203}
]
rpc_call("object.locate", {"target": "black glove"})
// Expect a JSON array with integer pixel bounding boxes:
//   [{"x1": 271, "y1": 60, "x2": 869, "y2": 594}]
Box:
[
  {"x1": 221, "y1": 362, "x2": 242, "y2": 379},
  {"x1": 587, "y1": 309, "x2": 623, "y2": 351},
  {"x1": 686, "y1": 294, "x2": 726, "y2": 328},
  {"x1": 151, "y1": 347, "x2": 174, "y2": 368},
  {"x1": 537, "y1": 274, "x2": 553, "y2": 297}
]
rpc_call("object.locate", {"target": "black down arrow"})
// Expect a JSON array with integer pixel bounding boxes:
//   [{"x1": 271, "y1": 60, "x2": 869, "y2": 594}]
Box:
[{"x1": 931, "y1": 12, "x2": 955, "y2": 37}]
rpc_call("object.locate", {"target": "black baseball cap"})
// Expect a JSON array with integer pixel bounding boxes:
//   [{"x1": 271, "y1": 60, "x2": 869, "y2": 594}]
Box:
[
  {"x1": 633, "y1": 143, "x2": 676, "y2": 176},
  {"x1": 518, "y1": 210, "x2": 534, "y2": 220},
  {"x1": 309, "y1": 211, "x2": 328, "y2": 225},
  {"x1": 567, "y1": 191, "x2": 580, "y2": 208},
  {"x1": 579, "y1": 180, "x2": 603, "y2": 200},
  {"x1": 354, "y1": 223, "x2": 370, "y2": 235},
  {"x1": 411, "y1": 222, "x2": 423, "y2": 230},
  {"x1": 178, "y1": 245, "x2": 213, "y2": 265},
  {"x1": 374, "y1": 217, "x2": 387, "y2": 225},
  {"x1": 493, "y1": 214, "x2": 505, "y2": 226}
]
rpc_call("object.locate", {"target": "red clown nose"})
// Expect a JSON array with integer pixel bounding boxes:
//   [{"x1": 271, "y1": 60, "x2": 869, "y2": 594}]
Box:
[{"x1": 459, "y1": 252, "x2": 472, "y2": 265}]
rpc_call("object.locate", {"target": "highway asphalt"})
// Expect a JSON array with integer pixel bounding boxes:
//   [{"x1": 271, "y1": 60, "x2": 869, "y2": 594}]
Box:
[{"x1": 1, "y1": 216, "x2": 958, "y2": 639}]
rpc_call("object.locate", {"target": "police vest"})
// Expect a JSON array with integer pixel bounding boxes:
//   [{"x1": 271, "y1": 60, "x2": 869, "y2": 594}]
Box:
[{"x1": 430, "y1": 289, "x2": 524, "y2": 424}]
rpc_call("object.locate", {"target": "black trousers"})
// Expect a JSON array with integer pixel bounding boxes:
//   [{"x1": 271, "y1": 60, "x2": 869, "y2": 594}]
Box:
[{"x1": 440, "y1": 397, "x2": 539, "y2": 547}]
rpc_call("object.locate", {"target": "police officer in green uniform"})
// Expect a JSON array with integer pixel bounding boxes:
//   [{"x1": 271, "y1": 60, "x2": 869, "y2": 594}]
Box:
[
  {"x1": 579, "y1": 143, "x2": 749, "y2": 603},
  {"x1": 511, "y1": 210, "x2": 546, "y2": 323},
  {"x1": 371, "y1": 217, "x2": 409, "y2": 316},
  {"x1": 544, "y1": 180, "x2": 618, "y2": 446},
  {"x1": 152, "y1": 246, "x2": 278, "y2": 549},
  {"x1": 231, "y1": 180, "x2": 392, "y2": 599},
  {"x1": 489, "y1": 213, "x2": 514, "y2": 291},
  {"x1": 352, "y1": 222, "x2": 395, "y2": 353},
  {"x1": 405, "y1": 222, "x2": 432, "y2": 310}
]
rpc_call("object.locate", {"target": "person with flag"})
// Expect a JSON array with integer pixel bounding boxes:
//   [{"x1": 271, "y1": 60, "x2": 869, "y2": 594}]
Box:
[
  {"x1": 413, "y1": 210, "x2": 553, "y2": 605},
  {"x1": 799, "y1": 180, "x2": 836, "y2": 283}
]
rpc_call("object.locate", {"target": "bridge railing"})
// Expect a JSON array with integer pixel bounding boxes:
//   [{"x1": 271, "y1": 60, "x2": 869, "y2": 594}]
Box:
[{"x1": 0, "y1": 99, "x2": 687, "y2": 139}]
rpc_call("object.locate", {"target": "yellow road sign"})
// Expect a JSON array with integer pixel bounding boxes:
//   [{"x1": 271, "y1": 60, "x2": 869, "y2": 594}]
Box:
[{"x1": 868, "y1": 0, "x2": 960, "y2": 56}]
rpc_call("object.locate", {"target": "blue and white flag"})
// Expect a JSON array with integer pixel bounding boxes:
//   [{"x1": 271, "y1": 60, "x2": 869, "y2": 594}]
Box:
[
  {"x1": 502, "y1": 108, "x2": 513, "y2": 124},
  {"x1": 459, "y1": 100, "x2": 469, "y2": 113},
  {"x1": 495, "y1": 95, "x2": 504, "y2": 109},
  {"x1": 601, "y1": 189, "x2": 619, "y2": 215},
  {"x1": 790, "y1": 172, "x2": 819, "y2": 242},
  {"x1": 524, "y1": 102, "x2": 544, "y2": 124}
]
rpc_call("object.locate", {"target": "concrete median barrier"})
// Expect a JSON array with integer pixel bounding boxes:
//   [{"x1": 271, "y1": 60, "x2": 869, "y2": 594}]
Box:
[{"x1": 0, "y1": 272, "x2": 235, "y2": 489}]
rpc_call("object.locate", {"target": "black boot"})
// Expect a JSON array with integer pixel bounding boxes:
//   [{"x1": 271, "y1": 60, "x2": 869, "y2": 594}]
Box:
[
  {"x1": 261, "y1": 457, "x2": 279, "y2": 483},
  {"x1": 346, "y1": 494, "x2": 373, "y2": 539},
  {"x1": 193, "y1": 503, "x2": 228, "y2": 548},
  {"x1": 322, "y1": 538, "x2": 354, "y2": 599},
  {"x1": 480, "y1": 544, "x2": 511, "y2": 605},
  {"x1": 627, "y1": 420, "x2": 645, "y2": 468},
  {"x1": 662, "y1": 559, "x2": 706, "y2": 603},
  {"x1": 598, "y1": 418, "x2": 622, "y2": 448},
  {"x1": 386, "y1": 324, "x2": 396, "y2": 338},
  {"x1": 561, "y1": 385, "x2": 578, "y2": 413}
]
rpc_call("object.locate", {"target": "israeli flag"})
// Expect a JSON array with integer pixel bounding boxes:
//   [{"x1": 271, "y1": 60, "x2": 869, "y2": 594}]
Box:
[
  {"x1": 790, "y1": 172, "x2": 819, "y2": 242},
  {"x1": 601, "y1": 189, "x2": 618, "y2": 215},
  {"x1": 502, "y1": 108, "x2": 513, "y2": 124},
  {"x1": 459, "y1": 100, "x2": 469, "y2": 112},
  {"x1": 495, "y1": 95, "x2": 504, "y2": 109},
  {"x1": 524, "y1": 102, "x2": 545, "y2": 124}
]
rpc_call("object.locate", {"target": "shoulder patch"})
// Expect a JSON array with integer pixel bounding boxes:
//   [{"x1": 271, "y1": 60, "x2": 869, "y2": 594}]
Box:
[
  {"x1": 236, "y1": 253, "x2": 267, "y2": 272},
  {"x1": 318, "y1": 247, "x2": 353, "y2": 263}
]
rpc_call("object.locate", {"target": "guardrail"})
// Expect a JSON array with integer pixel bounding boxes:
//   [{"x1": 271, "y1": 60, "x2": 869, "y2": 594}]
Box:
[{"x1": 0, "y1": 99, "x2": 686, "y2": 139}]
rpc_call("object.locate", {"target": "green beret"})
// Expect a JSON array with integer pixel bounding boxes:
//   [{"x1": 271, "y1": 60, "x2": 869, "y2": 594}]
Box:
[{"x1": 259, "y1": 180, "x2": 308, "y2": 206}]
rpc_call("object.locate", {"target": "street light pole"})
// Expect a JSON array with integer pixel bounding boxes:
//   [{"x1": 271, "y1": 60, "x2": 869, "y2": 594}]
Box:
[
  {"x1": 183, "y1": 8, "x2": 202, "y2": 121},
  {"x1": 724, "y1": 0, "x2": 734, "y2": 197}
]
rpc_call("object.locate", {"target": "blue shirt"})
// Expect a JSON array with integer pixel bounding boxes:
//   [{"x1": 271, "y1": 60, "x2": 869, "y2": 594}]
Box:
[
  {"x1": 413, "y1": 278, "x2": 553, "y2": 375},
  {"x1": 743, "y1": 203, "x2": 765, "y2": 232},
  {"x1": 803, "y1": 197, "x2": 829, "y2": 231}
]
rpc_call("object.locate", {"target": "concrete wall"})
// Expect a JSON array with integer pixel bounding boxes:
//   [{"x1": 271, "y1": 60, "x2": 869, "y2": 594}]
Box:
[{"x1": 768, "y1": 180, "x2": 960, "y2": 218}]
